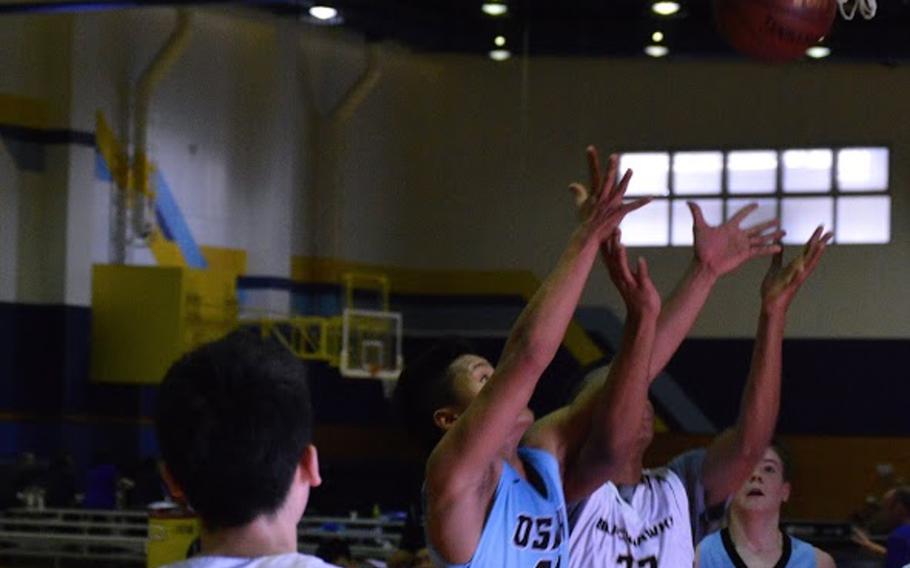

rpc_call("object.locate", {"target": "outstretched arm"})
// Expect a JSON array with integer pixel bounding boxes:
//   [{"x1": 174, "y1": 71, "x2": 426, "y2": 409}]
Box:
[
  {"x1": 425, "y1": 155, "x2": 650, "y2": 564},
  {"x1": 701, "y1": 227, "x2": 832, "y2": 506}
]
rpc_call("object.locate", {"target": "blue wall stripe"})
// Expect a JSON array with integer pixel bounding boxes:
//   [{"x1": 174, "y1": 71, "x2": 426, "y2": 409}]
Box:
[{"x1": 152, "y1": 170, "x2": 207, "y2": 269}]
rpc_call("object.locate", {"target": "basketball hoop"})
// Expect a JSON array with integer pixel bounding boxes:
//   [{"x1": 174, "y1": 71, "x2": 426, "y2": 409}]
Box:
[{"x1": 836, "y1": 0, "x2": 876, "y2": 20}]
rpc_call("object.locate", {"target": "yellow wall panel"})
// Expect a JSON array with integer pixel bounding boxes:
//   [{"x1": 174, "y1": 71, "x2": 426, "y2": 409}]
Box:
[{"x1": 91, "y1": 264, "x2": 185, "y2": 384}]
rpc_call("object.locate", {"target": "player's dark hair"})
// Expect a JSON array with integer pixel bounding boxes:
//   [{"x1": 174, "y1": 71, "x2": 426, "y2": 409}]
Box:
[
  {"x1": 394, "y1": 338, "x2": 477, "y2": 452},
  {"x1": 156, "y1": 327, "x2": 313, "y2": 530}
]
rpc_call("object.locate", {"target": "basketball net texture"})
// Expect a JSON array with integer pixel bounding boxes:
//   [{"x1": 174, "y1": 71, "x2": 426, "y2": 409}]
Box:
[{"x1": 836, "y1": 0, "x2": 876, "y2": 20}]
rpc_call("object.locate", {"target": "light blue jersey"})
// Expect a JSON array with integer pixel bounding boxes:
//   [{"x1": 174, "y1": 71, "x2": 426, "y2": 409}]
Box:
[
  {"x1": 697, "y1": 527, "x2": 817, "y2": 568},
  {"x1": 429, "y1": 447, "x2": 569, "y2": 568}
]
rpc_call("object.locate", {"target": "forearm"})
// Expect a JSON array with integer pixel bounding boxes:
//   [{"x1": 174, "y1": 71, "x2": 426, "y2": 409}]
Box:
[
  {"x1": 733, "y1": 307, "x2": 786, "y2": 456},
  {"x1": 592, "y1": 310, "x2": 658, "y2": 455},
  {"x1": 649, "y1": 258, "x2": 718, "y2": 378},
  {"x1": 501, "y1": 226, "x2": 602, "y2": 374}
]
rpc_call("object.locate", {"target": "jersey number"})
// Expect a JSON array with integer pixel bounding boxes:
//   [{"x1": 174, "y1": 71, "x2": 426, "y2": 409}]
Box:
[{"x1": 617, "y1": 554, "x2": 657, "y2": 568}]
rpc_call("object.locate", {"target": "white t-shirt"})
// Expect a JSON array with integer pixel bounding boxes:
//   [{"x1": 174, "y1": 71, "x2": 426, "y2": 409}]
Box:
[
  {"x1": 568, "y1": 467, "x2": 694, "y2": 568},
  {"x1": 164, "y1": 553, "x2": 339, "y2": 568}
]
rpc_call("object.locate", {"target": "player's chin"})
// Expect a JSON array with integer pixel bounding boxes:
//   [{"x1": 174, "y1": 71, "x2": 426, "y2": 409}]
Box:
[{"x1": 513, "y1": 408, "x2": 535, "y2": 437}]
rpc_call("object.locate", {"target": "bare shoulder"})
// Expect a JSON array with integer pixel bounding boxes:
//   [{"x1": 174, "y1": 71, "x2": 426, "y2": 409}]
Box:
[{"x1": 815, "y1": 546, "x2": 836, "y2": 568}]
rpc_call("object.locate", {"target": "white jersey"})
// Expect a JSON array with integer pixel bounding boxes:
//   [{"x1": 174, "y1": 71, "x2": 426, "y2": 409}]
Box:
[
  {"x1": 164, "y1": 553, "x2": 338, "y2": 568},
  {"x1": 569, "y1": 467, "x2": 694, "y2": 568}
]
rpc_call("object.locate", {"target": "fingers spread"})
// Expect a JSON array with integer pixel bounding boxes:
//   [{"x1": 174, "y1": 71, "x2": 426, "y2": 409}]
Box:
[
  {"x1": 728, "y1": 202, "x2": 760, "y2": 226},
  {"x1": 586, "y1": 146, "x2": 602, "y2": 196},
  {"x1": 745, "y1": 218, "x2": 779, "y2": 237}
]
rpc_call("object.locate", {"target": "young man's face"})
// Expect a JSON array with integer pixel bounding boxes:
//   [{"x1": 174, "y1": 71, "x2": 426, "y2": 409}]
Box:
[
  {"x1": 732, "y1": 447, "x2": 790, "y2": 514},
  {"x1": 441, "y1": 354, "x2": 535, "y2": 440}
]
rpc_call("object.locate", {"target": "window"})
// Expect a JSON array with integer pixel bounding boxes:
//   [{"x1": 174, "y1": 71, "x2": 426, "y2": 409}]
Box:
[{"x1": 618, "y1": 146, "x2": 890, "y2": 246}]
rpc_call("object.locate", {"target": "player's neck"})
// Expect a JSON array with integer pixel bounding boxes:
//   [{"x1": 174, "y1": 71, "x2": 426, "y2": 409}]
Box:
[
  {"x1": 612, "y1": 454, "x2": 645, "y2": 486},
  {"x1": 729, "y1": 508, "x2": 782, "y2": 555},
  {"x1": 201, "y1": 498, "x2": 303, "y2": 557}
]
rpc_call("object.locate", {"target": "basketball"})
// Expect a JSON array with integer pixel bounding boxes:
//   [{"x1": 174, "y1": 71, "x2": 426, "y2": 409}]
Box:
[{"x1": 714, "y1": 0, "x2": 838, "y2": 62}]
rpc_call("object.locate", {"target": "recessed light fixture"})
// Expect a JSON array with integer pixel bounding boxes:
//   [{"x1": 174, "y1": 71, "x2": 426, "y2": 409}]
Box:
[
  {"x1": 806, "y1": 45, "x2": 831, "y2": 59},
  {"x1": 652, "y1": 31, "x2": 664, "y2": 43},
  {"x1": 494, "y1": 35, "x2": 507, "y2": 47},
  {"x1": 651, "y1": 1, "x2": 680, "y2": 16},
  {"x1": 482, "y1": 2, "x2": 509, "y2": 17},
  {"x1": 309, "y1": 5, "x2": 338, "y2": 20},
  {"x1": 644, "y1": 45, "x2": 669, "y2": 58},
  {"x1": 489, "y1": 49, "x2": 511, "y2": 61}
]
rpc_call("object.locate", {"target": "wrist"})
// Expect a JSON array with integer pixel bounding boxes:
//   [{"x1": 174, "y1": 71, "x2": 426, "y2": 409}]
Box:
[
  {"x1": 760, "y1": 302, "x2": 788, "y2": 323},
  {"x1": 690, "y1": 257, "x2": 721, "y2": 286}
]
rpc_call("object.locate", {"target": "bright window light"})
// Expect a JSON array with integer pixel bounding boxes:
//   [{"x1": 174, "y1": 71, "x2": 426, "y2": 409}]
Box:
[
  {"x1": 620, "y1": 199, "x2": 669, "y2": 247},
  {"x1": 781, "y1": 197, "x2": 834, "y2": 244},
  {"x1": 619, "y1": 152, "x2": 670, "y2": 196},
  {"x1": 672, "y1": 199, "x2": 722, "y2": 246},
  {"x1": 837, "y1": 147, "x2": 889, "y2": 191},
  {"x1": 309, "y1": 5, "x2": 338, "y2": 20},
  {"x1": 652, "y1": 1, "x2": 680, "y2": 16},
  {"x1": 727, "y1": 150, "x2": 778, "y2": 194},
  {"x1": 488, "y1": 49, "x2": 511, "y2": 61},
  {"x1": 645, "y1": 45, "x2": 669, "y2": 58},
  {"x1": 673, "y1": 151, "x2": 723, "y2": 195},
  {"x1": 652, "y1": 31, "x2": 665, "y2": 43},
  {"x1": 806, "y1": 46, "x2": 831, "y2": 59},
  {"x1": 481, "y1": 2, "x2": 508, "y2": 16},
  {"x1": 836, "y1": 196, "x2": 890, "y2": 244},
  {"x1": 783, "y1": 149, "x2": 833, "y2": 193},
  {"x1": 494, "y1": 35, "x2": 506, "y2": 47}
]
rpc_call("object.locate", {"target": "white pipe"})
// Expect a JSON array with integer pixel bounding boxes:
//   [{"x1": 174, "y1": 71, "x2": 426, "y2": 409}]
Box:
[{"x1": 130, "y1": 9, "x2": 193, "y2": 242}]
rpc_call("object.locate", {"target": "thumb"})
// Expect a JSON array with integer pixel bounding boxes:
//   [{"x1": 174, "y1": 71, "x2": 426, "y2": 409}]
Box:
[
  {"x1": 687, "y1": 201, "x2": 706, "y2": 227},
  {"x1": 568, "y1": 183, "x2": 588, "y2": 206}
]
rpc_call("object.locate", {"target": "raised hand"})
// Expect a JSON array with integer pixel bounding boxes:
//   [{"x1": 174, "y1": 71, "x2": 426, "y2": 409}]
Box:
[
  {"x1": 761, "y1": 226, "x2": 833, "y2": 313},
  {"x1": 569, "y1": 146, "x2": 652, "y2": 242},
  {"x1": 603, "y1": 230, "x2": 661, "y2": 318},
  {"x1": 689, "y1": 202, "x2": 784, "y2": 278}
]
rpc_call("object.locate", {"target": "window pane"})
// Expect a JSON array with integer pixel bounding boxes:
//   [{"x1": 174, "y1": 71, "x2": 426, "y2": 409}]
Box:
[
  {"x1": 782, "y1": 149, "x2": 832, "y2": 193},
  {"x1": 726, "y1": 198, "x2": 778, "y2": 226},
  {"x1": 673, "y1": 152, "x2": 722, "y2": 195},
  {"x1": 671, "y1": 199, "x2": 722, "y2": 246},
  {"x1": 620, "y1": 199, "x2": 669, "y2": 246},
  {"x1": 619, "y1": 152, "x2": 669, "y2": 197},
  {"x1": 727, "y1": 150, "x2": 778, "y2": 195},
  {"x1": 837, "y1": 147, "x2": 889, "y2": 192},
  {"x1": 836, "y1": 196, "x2": 890, "y2": 244},
  {"x1": 781, "y1": 197, "x2": 833, "y2": 244}
]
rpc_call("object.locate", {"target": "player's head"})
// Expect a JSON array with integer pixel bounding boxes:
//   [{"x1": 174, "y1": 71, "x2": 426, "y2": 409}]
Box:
[
  {"x1": 574, "y1": 366, "x2": 656, "y2": 453},
  {"x1": 731, "y1": 442, "x2": 791, "y2": 515},
  {"x1": 156, "y1": 327, "x2": 320, "y2": 530},
  {"x1": 882, "y1": 486, "x2": 910, "y2": 525},
  {"x1": 395, "y1": 338, "x2": 533, "y2": 451}
]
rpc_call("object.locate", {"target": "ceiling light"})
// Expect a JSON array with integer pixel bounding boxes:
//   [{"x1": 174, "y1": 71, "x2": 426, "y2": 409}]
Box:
[
  {"x1": 309, "y1": 5, "x2": 338, "y2": 20},
  {"x1": 644, "y1": 45, "x2": 669, "y2": 58},
  {"x1": 489, "y1": 49, "x2": 511, "y2": 61},
  {"x1": 494, "y1": 35, "x2": 507, "y2": 47},
  {"x1": 651, "y1": 1, "x2": 680, "y2": 16},
  {"x1": 652, "y1": 31, "x2": 664, "y2": 43},
  {"x1": 806, "y1": 45, "x2": 831, "y2": 59},
  {"x1": 482, "y1": 2, "x2": 509, "y2": 16}
]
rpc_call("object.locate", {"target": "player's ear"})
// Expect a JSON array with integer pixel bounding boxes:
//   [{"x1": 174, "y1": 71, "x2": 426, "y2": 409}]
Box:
[
  {"x1": 433, "y1": 406, "x2": 460, "y2": 431},
  {"x1": 781, "y1": 481, "x2": 791, "y2": 503},
  {"x1": 300, "y1": 444, "x2": 321, "y2": 488}
]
